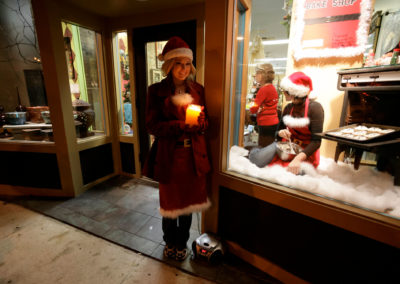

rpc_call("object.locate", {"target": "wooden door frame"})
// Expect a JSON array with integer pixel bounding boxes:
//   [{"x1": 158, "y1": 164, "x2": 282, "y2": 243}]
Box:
[{"x1": 132, "y1": 20, "x2": 198, "y2": 170}]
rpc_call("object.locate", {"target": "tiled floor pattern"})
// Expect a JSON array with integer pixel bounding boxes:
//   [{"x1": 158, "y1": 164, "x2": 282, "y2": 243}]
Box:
[{"x1": 11, "y1": 176, "x2": 281, "y2": 284}]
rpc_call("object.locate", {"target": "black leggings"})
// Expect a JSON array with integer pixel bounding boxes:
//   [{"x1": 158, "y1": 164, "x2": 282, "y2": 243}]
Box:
[
  {"x1": 162, "y1": 214, "x2": 192, "y2": 250},
  {"x1": 258, "y1": 124, "x2": 278, "y2": 147}
]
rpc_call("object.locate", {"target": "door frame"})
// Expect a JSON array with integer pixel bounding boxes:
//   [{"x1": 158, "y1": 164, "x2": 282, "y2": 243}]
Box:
[{"x1": 132, "y1": 20, "x2": 198, "y2": 170}]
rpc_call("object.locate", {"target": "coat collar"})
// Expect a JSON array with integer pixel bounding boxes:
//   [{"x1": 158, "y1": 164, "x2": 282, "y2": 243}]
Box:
[{"x1": 157, "y1": 75, "x2": 196, "y2": 98}]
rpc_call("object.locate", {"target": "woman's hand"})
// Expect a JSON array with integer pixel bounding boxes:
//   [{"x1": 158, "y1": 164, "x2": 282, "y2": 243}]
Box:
[
  {"x1": 182, "y1": 106, "x2": 206, "y2": 133},
  {"x1": 287, "y1": 152, "x2": 307, "y2": 175},
  {"x1": 278, "y1": 129, "x2": 291, "y2": 140},
  {"x1": 183, "y1": 124, "x2": 200, "y2": 133},
  {"x1": 197, "y1": 106, "x2": 206, "y2": 127}
]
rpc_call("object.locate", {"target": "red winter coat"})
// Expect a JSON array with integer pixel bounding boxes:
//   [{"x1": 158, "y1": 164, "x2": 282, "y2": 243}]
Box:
[{"x1": 143, "y1": 77, "x2": 211, "y2": 184}]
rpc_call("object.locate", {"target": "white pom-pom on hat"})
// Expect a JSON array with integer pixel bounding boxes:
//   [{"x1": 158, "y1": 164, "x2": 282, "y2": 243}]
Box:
[{"x1": 158, "y1": 36, "x2": 193, "y2": 62}]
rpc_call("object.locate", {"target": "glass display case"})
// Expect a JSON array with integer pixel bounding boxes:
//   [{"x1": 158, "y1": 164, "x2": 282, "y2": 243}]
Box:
[
  {"x1": 62, "y1": 22, "x2": 107, "y2": 140},
  {"x1": 0, "y1": 0, "x2": 51, "y2": 143},
  {"x1": 0, "y1": 0, "x2": 115, "y2": 197},
  {"x1": 210, "y1": 1, "x2": 399, "y2": 282},
  {"x1": 112, "y1": 31, "x2": 133, "y2": 135},
  {"x1": 224, "y1": 0, "x2": 400, "y2": 225}
]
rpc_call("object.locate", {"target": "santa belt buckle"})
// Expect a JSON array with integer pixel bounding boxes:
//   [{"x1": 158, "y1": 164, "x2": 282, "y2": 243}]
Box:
[
  {"x1": 183, "y1": 139, "x2": 191, "y2": 147},
  {"x1": 176, "y1": 139, "x2": 192, "y2": 147},
  {"x1": 292, "y1": 139, "x2": 303, "y2": 146}
]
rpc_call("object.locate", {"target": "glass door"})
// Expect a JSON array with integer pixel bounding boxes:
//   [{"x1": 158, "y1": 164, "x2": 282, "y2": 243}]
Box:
[{"x1": 145, "y1": 40, "x2": 167, "y2": 148}]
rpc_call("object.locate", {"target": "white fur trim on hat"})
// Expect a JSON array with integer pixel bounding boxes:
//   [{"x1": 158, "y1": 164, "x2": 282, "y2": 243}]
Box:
[
  {"x1": 159, "y1": 47, "x2": 193, "y2": 62},
  {"x1": 160, "y1": 199, "x2": 211, "y2": 219},
  {"x1": 280, "y1": 76, "x2": 310, "y2": 97},
  {"x1": 171, "y1": 93, "x2": 193, "y2": 106},
  {"x1": 283, "y1": 115, "x2": 310, "y2": 128},
  {"x1": 308, "y1": 90, "x2": 317, "y2": 100}
]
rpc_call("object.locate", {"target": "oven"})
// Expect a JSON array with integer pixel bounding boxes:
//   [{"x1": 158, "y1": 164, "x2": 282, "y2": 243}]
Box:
[{"x1": 317, "y1": 65, "x2": 400, "y2": 185}]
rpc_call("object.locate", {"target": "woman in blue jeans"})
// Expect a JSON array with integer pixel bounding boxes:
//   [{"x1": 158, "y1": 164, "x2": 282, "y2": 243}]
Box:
[{"x1": 249, "y1": 72, "x2": 324, "y2": 175}]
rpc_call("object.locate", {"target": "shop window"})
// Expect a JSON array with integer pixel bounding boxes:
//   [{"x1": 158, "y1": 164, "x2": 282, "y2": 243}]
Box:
[
  {"x1": 227, "y1": 0, "x2": 288, "y2": 153},
  {"x1": 62, "y1": 22, "x2": 107, "y2": 140},
  {"x1": 145, "y1": 40, "x2": 167, "y2": 147},
  {"x1": 0, "y1": 0, "x2": 52, "y2": 142},
  {"x1": 112, "y1": 31, "x2": 133, "y2": 135},
  {"x1": 225, "y1": 0, "x2": 400, "y2": 221}
]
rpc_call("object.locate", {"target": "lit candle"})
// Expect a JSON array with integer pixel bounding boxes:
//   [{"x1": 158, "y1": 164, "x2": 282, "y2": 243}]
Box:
[{"x1": 185, "y1": 104, "x2": 202, "y2": 125}]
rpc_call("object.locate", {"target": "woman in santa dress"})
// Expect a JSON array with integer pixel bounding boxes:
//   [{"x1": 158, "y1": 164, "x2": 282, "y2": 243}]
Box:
[
  {"x1": 142, "y1": 36, "x2": 211, "y2": 261},
  {"x1": 249, "y1": 71, "x2": 324, "y2": 175}
]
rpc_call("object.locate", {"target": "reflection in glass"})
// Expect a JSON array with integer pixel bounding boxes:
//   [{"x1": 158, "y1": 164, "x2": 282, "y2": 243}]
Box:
[
  {"x1": 146, "y1": 41, "x2": 167, "y2": 147},
  {"x1": 0, "y1": 0, "x2": 51, "y2": 142},
  {"x1": 62, "y1": 22, "x2": 106, "y2": 139},
  {"x1": 112, "y1": 31, "x2": 132, "y2": 135}
]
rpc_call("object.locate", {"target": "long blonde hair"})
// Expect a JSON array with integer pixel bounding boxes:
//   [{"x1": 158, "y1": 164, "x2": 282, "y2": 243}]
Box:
[
  {"x1": 256, "y1": 63, "x2": 275, "y2": 84},
  {"x1": 161, "y1": 57, "x2": 196, "y2": 79}
]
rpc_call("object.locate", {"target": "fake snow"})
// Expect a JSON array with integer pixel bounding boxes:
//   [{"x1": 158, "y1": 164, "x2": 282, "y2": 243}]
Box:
[{"x1": 228, "y1": 146, "x2": 400, "y2": 218}]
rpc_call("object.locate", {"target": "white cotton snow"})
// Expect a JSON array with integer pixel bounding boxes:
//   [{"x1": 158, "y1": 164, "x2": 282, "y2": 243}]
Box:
[{"x1": 228, "y1": 146, "x2": 400, "y2": 218}]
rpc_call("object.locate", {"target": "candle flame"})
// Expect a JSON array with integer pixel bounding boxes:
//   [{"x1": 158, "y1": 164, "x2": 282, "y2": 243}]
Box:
[{"x1": 187, "y1": 104, "x2": 201, "y2": 112}]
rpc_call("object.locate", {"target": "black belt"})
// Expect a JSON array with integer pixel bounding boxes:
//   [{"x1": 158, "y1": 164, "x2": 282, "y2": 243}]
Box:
[{"x1": 176, "y1": 139, "x2": 192, "y2": 147}]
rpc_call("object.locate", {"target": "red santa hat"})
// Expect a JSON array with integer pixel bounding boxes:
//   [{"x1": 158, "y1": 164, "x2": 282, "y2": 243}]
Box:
[
  {"x1": 158, "y1": 36, "x2": 193, "y2": 62},
  {"x1": 280, "y1": 71, "x2": 314, "y2": 98}
]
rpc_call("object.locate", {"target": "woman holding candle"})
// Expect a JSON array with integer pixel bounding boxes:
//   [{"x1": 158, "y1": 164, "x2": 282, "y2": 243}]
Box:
[{"x1": 143, "y1": 36, "x2": 210, "y2": 261}]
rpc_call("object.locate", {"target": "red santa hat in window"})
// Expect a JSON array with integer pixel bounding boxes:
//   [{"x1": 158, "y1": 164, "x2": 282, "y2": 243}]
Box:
[
  {"x1": 158, "y1": 36, "x2": 193, "y2": 62},
  {"x1": 280, "y1": 71, "x2": 316, "y2": 99}
]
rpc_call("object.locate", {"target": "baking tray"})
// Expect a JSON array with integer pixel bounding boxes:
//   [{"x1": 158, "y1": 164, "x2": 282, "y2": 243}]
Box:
[{"x1": 324, "y1": 123, "x2": 400, "y2": 143}]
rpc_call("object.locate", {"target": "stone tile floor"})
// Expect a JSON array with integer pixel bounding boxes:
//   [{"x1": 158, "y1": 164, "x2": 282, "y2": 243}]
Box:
[{"x1": 9, "y1": 176, "x2": 281, "y2": 284}]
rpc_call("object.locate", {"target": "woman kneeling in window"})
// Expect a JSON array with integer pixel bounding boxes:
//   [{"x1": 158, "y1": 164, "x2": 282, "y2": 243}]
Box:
[{"x1": 249, "y1": 71, "x2": 324, "y2": 175}]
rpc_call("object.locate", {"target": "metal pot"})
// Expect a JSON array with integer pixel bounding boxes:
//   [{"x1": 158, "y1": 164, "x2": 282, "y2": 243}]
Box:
[
  {"x1": 5, "y1": 112, "x2": 27, "y2": 125},
  {"x1": 276, "y1": 141, "x2": 302, "y2": 161}
]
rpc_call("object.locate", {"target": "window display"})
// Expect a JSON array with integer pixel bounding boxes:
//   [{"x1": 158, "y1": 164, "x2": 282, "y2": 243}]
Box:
[
  {"x1": 0, "y1": 0, "x2": 51, "y2": 142},
  {"x1": 226, "y1": 0, "x2": 400, "y2": 220},
  {"x1": 62, "y1": 22, "x2": 106, "y2": 139},
  {"x1": 112, "y1": 31, "x2": 133, "y2": 135}
]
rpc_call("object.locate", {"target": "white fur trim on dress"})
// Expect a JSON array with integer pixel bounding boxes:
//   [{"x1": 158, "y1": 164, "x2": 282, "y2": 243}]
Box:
[
  {"x1": 283, "y1": 115, "x2": 310, "y2": 128},
  {"x1": 160, "y1": 199, "x2": 211, "y2": 219},
  {"x1": 280, "y1": 76, "x2": 310, "y2": 97},
  {"x1": 159, "y1": 47, "x2": 193, "y2": 61},
  {"x1": 171, "y1": 93, "x2": 193, "y2": 106}
]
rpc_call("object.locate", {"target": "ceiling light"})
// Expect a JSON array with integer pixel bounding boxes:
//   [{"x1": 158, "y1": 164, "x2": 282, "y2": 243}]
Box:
[
  {"x1": 249, "y1": 39, "x2": 289, "y2": 46},
  {"x1": 262, "y1": 39, "x2": 289, "y2": 45},
  {"x1": 255, "y1": 57, "x2": 287, "y2": 62}
]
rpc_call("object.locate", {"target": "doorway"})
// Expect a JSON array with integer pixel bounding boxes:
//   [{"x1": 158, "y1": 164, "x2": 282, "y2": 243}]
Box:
[{"x1": 132, "y1": 20, "x2": 197, "y2": 171}]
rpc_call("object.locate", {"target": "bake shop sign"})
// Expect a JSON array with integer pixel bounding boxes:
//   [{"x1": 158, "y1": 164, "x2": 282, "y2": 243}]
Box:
[{"x1": 292, "y1": 0, "x2": 373, "y2": 60}]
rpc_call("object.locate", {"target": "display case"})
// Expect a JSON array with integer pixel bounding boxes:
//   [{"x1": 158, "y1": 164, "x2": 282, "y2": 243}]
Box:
[{"x1": 0, "y1": 0, "x2": 120, "y2": 197}]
